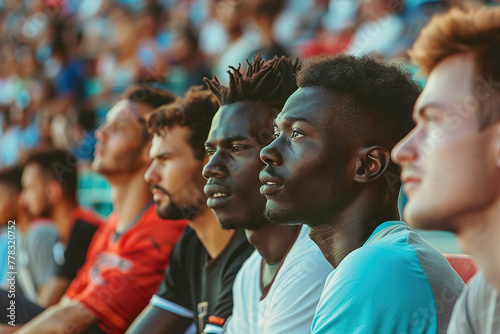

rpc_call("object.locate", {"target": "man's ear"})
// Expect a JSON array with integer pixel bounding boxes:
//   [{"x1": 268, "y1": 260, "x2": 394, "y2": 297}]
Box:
[
  {"x1": 353, "y1": 146, "x2": 390, "y2": 184},
  {"x1": 46, "y1": 180, "x2": 63, "y2": 204}
]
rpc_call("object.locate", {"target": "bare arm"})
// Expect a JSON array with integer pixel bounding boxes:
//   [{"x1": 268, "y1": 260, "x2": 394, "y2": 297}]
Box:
[
  {"x1": 0, "y1": 324, "x2": 19, "y2": 333},
  {"x1": 37, "y1": 277, "x2": 71, "y2": 307},
  {"x1": 126, "y1": 305, "x2": 192, "y2": 334},
  {"x1": 15, "y1": 299, "x2": 97, "y2": 334}
]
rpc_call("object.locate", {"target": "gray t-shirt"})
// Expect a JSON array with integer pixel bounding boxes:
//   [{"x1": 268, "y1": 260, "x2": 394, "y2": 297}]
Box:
[
  {"x1": 18, "y1": 221, "x2": 59, "y2": 301},
  {"x1": 448, "y1": 271, "x2": 500, "y2": 334}
]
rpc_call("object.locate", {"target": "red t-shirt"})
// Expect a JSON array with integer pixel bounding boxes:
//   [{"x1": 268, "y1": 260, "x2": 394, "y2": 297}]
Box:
[{"x1": 65, "y1": 203, "x2": 187, "y2": 333}]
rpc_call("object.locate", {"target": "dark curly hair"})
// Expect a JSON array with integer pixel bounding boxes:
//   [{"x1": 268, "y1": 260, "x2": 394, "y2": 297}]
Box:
[
  {"x1": 148, "y1": 86, "x2": 220, "y2": 160},
  {"x1": 297, "y1": 54, "x2": 422, "y2": 146},
  {"x1": 204, "y1": 54, "x2": 299, "y2": 111}
]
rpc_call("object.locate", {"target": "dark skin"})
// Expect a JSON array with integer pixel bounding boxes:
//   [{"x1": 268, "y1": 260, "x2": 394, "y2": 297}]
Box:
[
  {"x1": 260, "y1": 87, "x2": 401, "y2": 268},
  {"x1": 126, "y1": 306, "x2": 192, "y2": 334},
  {"x1": 203, "y1": 101, "x2": 299, "y2": 265}
]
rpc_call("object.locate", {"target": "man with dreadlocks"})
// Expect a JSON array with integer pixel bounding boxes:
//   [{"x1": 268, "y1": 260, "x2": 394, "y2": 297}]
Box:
[{"x1": 203, "y1": 54, "x2": 332, "y2": 333}]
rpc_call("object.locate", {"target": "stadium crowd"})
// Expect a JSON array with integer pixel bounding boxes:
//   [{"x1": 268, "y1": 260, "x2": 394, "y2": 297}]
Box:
[{"x1": 0, "y1": 0, "x2": 499, "y2": 333}]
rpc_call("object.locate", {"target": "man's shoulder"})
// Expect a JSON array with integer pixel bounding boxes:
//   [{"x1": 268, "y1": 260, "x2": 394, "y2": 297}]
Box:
[{"x1": 449, "y1": 272, "x2": 500, "y2": 333}]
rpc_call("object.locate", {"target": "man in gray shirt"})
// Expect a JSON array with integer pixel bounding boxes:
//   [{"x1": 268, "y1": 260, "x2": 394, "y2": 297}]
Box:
[{"x1": 392, "y1": 7, "x2": 500, "y2": 333}]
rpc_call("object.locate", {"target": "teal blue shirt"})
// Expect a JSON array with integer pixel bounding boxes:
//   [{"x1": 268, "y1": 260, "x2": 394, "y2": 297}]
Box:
[{"x1": 312, "y1": 221, "x2": 465, "y2": 334}]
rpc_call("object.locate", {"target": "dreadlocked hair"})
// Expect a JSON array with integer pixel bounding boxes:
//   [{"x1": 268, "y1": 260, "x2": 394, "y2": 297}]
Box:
[{"x1": 204, "y1": 53, "x2": 299, "y2": 110}]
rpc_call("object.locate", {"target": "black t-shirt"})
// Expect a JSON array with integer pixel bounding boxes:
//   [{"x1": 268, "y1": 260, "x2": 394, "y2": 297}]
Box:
[
  {"x1": 155, "y1": 226, "x2": 254, "y2": 333},
  {"x1": 55, "y1": 219, "x2": 100, "y2": 280}
]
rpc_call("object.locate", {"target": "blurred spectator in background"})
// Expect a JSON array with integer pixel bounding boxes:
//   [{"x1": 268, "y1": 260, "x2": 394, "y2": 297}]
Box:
[
  {"x1": 164, "y1": 22, "x2": 212, "y2": 95},
  {"x1": 96, "y1": 8, "x2": 141, "y2": 98},
  {"x1": 0, "y1": 167, "x2": 26, "y2": 291},
  {"x1": 347, "y1": 0, "x2": 406, "y2": 57},
  {"x1": 20, "y1": 149, "x2": 104, "y2": 307},
  {"x1": 212, "y1": 0, "x2": 260, "y2": 84},
  {"x1": 245, "y1": 0, "x2": 288, "y2": 59}
]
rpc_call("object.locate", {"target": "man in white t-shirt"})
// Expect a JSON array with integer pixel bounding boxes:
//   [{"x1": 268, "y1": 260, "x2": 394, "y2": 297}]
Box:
[{"x1": 203, "y1": 54, "x2": 332, "y2": 333}]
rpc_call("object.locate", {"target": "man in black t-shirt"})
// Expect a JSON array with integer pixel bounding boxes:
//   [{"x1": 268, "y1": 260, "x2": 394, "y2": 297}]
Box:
[{"x1": 127, "y1": 87, "x2": 254, "y2": 334}]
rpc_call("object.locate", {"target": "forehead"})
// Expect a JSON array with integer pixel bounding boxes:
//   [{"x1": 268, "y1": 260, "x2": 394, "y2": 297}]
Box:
[
  {"x1": 106, "y1": 100, "x2": 141, "y2": 124},
  {"x1": 277, "y1": 87, "x2": 335, "y2": 126},
  {"x1": 416, "y1": 53, "x2": 475, "y2": 112},
  {"x1": 22, "y1": 164, "x2": 43, "y2": 185},
  {"x1": 150, "y1": 126, "x2": 193, "y2": 155},
  {"x1": 207, "y1": 101, "x2": 275, "y2": 141}
]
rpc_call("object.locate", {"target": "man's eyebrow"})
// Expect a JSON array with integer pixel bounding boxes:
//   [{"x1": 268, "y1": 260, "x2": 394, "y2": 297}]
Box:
[
  {"x1": 275, "y1": 116, "x2": 314, "y2": 128},
  {"x1": 414, "y1": 102, "x2": 448, "y2": 119},
  {"x1": 205, "y1": 135, "x2": 249, "y2": 146},
  {"x1": 151, "y1": 151, "x2": 173, "y2": 159}
]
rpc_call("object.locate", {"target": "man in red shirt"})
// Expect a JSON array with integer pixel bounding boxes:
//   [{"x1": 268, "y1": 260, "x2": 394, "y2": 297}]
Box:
[{"x1": 3, "y1": 85, "x2": 187, "y2": 334}]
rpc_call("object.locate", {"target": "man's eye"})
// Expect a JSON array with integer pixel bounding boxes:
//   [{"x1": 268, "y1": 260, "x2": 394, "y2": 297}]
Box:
[
  {"x1": 231, "y1": 146, "x2": 245, "y2": 153},
  {"x1": 205, "y1": 148, "x2": 216, "y2": 156},
  {"x1": 273, "y1": 130, "x2": 280, "y2": 139},
  {"x1": 291, "y1": 130, "x2": 304, "y2": 139}
]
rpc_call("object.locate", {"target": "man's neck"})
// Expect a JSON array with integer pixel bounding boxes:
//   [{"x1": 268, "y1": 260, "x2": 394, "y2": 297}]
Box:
[
  {"x1": 246, "y1": 223, "x2": 300, "y2": 264},
  {"x1": 190, "y1": 207, "x2": 235, "y2": 259},
  {"x1": 456, "y1": 200, "x2": 500, "y2": 291},
  {"x1": 110, "y1": 170, "x2": 153, "y2": 233},
  {"x1": 52, "y1": 201, "x2": 77, "y2": 244},
  {"x1": 307, "y1": 192, "x2": 400, "y2": 268}
]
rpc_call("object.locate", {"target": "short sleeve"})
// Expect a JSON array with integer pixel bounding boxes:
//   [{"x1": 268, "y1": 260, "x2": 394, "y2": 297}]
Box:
[
  {"x1": 205, "y1": 243, "x2": 253, "y2": 333},
  {"x1": 67, "y1": 214, "x2": 185, "y2": 333},
  {"x1": 152, "y1": 229, "x2": 193, "y2": 318},
  {"x1": 23, "y1": 225, "x2": 59, "y2": 288},
  {"x1": 56, "y1": 220, "x2": 99, "y2": 280},
  {"x1": 447, "y1": 272, "x2": 500, "y2": 334},
  {"x1": 312, "y1": 245, "x2": 438, "y2": 334}
]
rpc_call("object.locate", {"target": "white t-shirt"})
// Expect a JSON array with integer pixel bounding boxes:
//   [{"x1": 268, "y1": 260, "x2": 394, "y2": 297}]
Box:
[{"x1": 224, "y1": 225, "x2": 332, "y2": 334}]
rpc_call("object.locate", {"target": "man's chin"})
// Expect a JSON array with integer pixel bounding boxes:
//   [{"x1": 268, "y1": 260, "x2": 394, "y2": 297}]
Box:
[
  {"x1": 263, "y1": 204, "x2": 297, "y2": 226},
  {"x1": 218, "y1": 217, "x2": 267, "y2": 230},
  {"x1": 156, "y1": 202, "x2": 201, "y2": 221}
]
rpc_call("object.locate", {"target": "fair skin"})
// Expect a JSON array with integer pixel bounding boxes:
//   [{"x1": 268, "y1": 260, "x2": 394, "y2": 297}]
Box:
[
  {"x1": 392, "y1": 52, "x2": 500, "y2": 290},
  {"x1": 15, "y1": 100, "x2": 154, "y2": 333},
  {"x1": 145, "y1": 127, "x2": 233, "y2": 258},
  {"x1": 126, "y1": 127, "x2": 233, "y2": 334},
  {"x1": 19, "y1": 163, "x2": 76, "y2": 307}
]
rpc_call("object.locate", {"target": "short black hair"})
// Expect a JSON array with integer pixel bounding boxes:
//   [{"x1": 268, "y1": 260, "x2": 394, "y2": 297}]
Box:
[
  {"x1": 0, "y1": 166, "x2": 22, "y2": 193},
  {"x1": 24, "y1": 149, "x2": 78, "y2": 203},
  {"x1": 297, "y1": 54, "x2": 422, "y2": 146},
  {"x1": 148, "y1": 86, "x2": 220, "y2": 160},
  {"x1": 121, "y1": 84, "x2": 177, "y2": 110},
  {"x1": 204, "y1": 54, "x2": 299, "y2": 111}
]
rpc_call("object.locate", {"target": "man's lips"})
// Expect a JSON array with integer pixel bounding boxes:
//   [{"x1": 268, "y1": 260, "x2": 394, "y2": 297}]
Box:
[
  {"x1": 259, "y1": 171, "x2": 284, "y2": 196},
  {"x1": 150, "y1": 185, "x2": 168, "y2": 201},
  {"x1": 204, "y1": 183, "x2": 233, "y2": 209},
  {"x1": 401, "y1": 176, "x2": 422, "y2": 195}
]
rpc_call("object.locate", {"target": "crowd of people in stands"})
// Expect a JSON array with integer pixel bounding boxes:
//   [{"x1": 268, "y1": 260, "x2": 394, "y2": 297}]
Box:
[{"x1": 0, "y1": 0, "x2": 499, "y2": 333}]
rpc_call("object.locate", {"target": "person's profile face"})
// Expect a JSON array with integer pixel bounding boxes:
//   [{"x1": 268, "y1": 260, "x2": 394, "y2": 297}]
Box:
[
  {"x1": 259, "y1": 87, "x2": 354, "y2": 226},
  {"x1": 145, "y1": 126, "x2": 208, "y2": 220},
  {"x1": 92, "y1": 100, "x2": 147, "y2": 177},
  {"x1": 19, "y1": 164, "x2": 51, "y2": 219},
  {"x1": 392, "y1": 53, "x2": 499, "y2": 233},
  {"x1": 203, "y1": 101, "x2": 274, "y2": 230}
]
